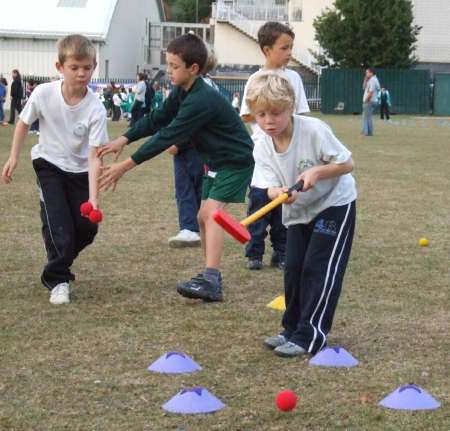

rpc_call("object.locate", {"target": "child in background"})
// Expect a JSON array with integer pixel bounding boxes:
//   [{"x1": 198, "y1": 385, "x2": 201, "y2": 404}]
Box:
[
  {"x1": 151, "y1": 82, "x2": 163, "y2": 111},
  {"x1": 98, "y1": 34, "x2": 254, "y2": 302},
  {"x1": 166, "y1": 52, "x2": 219, "y2": 248},
  {"x1": 1, "y1": 34, "x2": 108, "y2": 305},
  {"x1": 112, "y1": 89, "x2": 122, "y2": 121},
  {"x1": 0, "y1": 77, "x2": 7, "y2": 126},
  {"x1": 246, "y1": 73, "x2": 356, "y2": 357},
  {"x1": 240, "y1": 21, "x2": 310, "y2": 270},
  {"x1": 25, "y1": 79, "x2": 40, "y2": 134},
  {"x1": 231, "y1": 92, "x2": 240, "y2": 113}
]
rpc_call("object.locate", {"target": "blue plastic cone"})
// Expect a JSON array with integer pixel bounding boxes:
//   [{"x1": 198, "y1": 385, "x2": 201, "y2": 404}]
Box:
[
  {"x1": 309, "y1": 346, "x2": 359, "y2": 367},
  {"x1": 162, "y1": 387, "x2": 226, "y2": 414},
  {"x1": 379, "y1": 384, "x2": 441, "y2": 410},
  {"x1": 147, "y1": 351, "x2": 202, "y2": 374}
]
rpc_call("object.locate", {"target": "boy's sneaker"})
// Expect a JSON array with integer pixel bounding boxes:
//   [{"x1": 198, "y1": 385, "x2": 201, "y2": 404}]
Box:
[
  {"x1": 274, "y1": 341, "x2": 306, "y2": 358},
  {"x1": 264, "y1": 334, "x2": 288, "y2": 350},
  {"x1": 247, "y1": 257, "x2": 263, "y2": 270},
  {"x1": 176, "y1": 274, "x2": 223, "y2": 302},
  {"x1": 49, "y1": 282, "x2": 70, "y2": 305},
  {"x1": 168, "y1": 229, "x2": 201, "y2": 248},
  {"x1": 270, "y1": 251, "x2": 286, "y2": 270}
]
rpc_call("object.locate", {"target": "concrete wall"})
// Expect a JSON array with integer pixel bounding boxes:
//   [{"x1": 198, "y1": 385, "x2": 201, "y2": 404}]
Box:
[{"x1": 214, "y1": 22, "x2": 266, "y2": 66}]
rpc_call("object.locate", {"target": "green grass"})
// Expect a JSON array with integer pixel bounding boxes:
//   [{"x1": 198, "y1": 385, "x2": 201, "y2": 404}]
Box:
[{"x1": 1, "y1": 115, "x2": 449, "y2": 430}]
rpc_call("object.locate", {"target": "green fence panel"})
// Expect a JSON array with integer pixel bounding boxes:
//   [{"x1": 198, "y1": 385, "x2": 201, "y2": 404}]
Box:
[
  {"x1": 320, "y1": 68, "x2": 431, "y2": 115},
  {"x1": 433, "y1": 74, "x2": 450, "y2": 116}
]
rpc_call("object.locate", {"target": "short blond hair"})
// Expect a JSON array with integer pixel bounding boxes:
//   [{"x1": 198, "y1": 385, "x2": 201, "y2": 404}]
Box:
[
  {"x1": 246, "y1": 72, "x2": 295, "y2": 113},
  {"x1": 57, "y1": 34, "x2": 97, "y2": 65}
]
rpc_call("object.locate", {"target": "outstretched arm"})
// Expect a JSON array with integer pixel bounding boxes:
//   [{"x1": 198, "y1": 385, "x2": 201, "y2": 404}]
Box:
[
  {"x1": 88, "y1": 146, "x2": 103, "y2": 208},
  {"x1": 2, "y1": 120, "x2": 29, "y2": 184}
]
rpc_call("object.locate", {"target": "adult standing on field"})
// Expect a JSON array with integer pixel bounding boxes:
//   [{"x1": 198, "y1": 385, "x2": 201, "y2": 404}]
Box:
[
  {"x1": 8, "y1": 69, "x2": 24, "y2": 125},
  {"x1": 361, "y1": 67, "x2": 380, "y2": 136},
  {"x1": 130, "y1": 73, "x2": 146, "y2": 127}
]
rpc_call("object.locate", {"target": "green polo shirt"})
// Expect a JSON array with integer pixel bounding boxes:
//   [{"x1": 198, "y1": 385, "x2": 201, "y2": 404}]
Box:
[{"x1": 124, "y1": 77, "x2": 254, "y2": 171}]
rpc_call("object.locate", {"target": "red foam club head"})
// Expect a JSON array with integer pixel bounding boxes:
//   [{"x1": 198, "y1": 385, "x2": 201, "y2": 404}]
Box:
[
  {"x1": 213, "y1": 209, "x2": 251, "y2": 244},
  {"x1": 80, "y1": 201, "x2": 93, "y2": 216},
  {"x1": 88, "y1": 209, "x2": 103, "y2": 224}
]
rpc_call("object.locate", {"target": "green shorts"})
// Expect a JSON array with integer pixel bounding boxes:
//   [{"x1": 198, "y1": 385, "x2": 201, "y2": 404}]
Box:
[{"x1": 202, "y1": 165, "x2": 253, "y2": 203}]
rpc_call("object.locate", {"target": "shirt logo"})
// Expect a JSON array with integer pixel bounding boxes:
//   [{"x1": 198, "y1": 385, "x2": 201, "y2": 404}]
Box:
[
  {"x1": 298, "y1": 159, "x2": 314, "y2": 172},
  {"x1": 314, "y1": 219, "x2": 337, "y2": 236},
  {"x1": 73, "y1": 123, "x2": 88, "y2": 138}
]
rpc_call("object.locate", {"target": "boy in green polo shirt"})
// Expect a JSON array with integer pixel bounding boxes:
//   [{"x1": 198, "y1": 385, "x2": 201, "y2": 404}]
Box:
[{"x1": 98, "y1": 34, "x2": 254, "y2": 302}]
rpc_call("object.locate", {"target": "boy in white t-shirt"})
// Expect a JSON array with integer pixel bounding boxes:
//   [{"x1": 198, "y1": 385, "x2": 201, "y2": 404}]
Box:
[
  {"x1": 240, "y1": 22, "x2": 310, "y2": 271},
  {"x1": 246, "y1": 73, "x2": 357, "y2": 357},
  {"x1": 2, "y1": 34, "x2": 108, "y2": 305}
]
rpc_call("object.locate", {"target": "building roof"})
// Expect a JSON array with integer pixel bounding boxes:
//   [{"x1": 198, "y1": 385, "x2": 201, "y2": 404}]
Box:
[{"x1": 0, "y1": 0, "x2": 118, "y2": 41}]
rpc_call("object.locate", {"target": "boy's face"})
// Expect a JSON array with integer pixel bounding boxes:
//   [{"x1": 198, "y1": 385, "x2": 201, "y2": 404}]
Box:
[
  {"x1": 56, "y1": 56, "x2": 96, "y2": 90},
  {"x1": 166, "y1": 52, "x2": 199, "y2": 88},
  {"x1": 253, "y1": 105, "x2": 292, "y2": 138},
  {"x1": 263, "y1": 33, "x2": 294, "y2": 68}
]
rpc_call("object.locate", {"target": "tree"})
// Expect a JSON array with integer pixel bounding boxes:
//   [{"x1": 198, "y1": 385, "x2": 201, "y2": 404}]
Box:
[
  {"x1": 166, "y1": 0, "x2": 213, "y2": 23},
  {"x1": 312, "y1": 0, "x2": 421, "y2": 68}
]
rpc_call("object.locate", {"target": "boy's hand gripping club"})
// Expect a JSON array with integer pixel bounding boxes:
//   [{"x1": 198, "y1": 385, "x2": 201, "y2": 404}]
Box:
[{"x1": 213, "y1": 181, "x2": 304, "y2": 244}]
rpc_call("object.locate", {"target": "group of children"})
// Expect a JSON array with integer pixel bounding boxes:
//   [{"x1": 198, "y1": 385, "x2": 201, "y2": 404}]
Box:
[{"x1": 2, "y1": 22, "x2": 357, "y2": 358}]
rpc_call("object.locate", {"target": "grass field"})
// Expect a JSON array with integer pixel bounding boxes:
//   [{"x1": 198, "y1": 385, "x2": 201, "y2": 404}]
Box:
[{"x1": 0, "y1": 115, "x2": 449, "y2": 430}]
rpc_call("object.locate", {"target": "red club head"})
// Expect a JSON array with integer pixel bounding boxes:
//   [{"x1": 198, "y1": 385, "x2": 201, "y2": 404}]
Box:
[
  {"x1": 80, "y1": 201, "x2": 93, "y2": 216},
  {"x1": 213, "y1": 209, "x2": 251, "y2": 244},
  {"x1": 88, "y1": 209, "x2": 103, "y2": 224}
]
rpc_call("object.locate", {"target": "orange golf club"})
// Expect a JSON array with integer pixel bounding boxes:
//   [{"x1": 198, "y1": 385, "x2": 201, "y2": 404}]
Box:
[{"x1": 213, "y1": 181, "x2": 304, "y2": 244}]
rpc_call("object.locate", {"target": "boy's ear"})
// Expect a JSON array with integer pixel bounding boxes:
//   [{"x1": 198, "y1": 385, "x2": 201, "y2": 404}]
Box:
[
  {"x1": 190, "y1": 63, "x2": 200, "y2": 75},
  {"x1": 55, "y1": 62, "x2": 63, "y2": 73},
  {"x1": 262, "y1": 45, "x2": 271, "y2": 57}
]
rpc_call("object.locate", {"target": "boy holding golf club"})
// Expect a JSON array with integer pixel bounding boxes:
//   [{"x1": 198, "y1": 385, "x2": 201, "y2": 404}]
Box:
[
  {"x1": 245, "y1": 72, "x2": 357, "y2": 357},
  {"x1": 98, "y1": 34, "x2": 254, "y2": 302}
]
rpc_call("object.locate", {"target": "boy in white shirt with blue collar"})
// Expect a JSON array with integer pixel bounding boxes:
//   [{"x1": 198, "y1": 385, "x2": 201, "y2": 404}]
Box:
[
  {"x1": 246, "y1": 72, "x2": 357, "y2": 357},
  {"x1": 240, "y1": 21, "x2": 309, "y2": 270},
  {"x1": 2, "y1": 34, "x2": 108, "y2": 305}
]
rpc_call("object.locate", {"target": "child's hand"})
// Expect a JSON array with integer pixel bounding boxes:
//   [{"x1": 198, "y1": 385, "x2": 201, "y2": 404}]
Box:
[
  {"x1": 297, "y1": 167, "x2": 320, "y2": 192},
  {"x1": 268, "y1": 186, "x2": 298, "y2": 204},
  {"x1": 97, "y1": 136, "x2": 128, "y2": 161},
  {"x1": 2, "y1": 157, "x2": 18, "y2": 184},
  {"x1": 166, "y1": 145, "x2": 178, "y2": 156}
]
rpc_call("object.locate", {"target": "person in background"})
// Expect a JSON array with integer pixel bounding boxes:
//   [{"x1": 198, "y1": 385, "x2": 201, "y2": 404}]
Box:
[
  {"x1": 361, "y1": 67, "x2": 380, "y2": 136},
  {"x1": 379, "y1": 86, "x2": 391, "y2": 121},
  {"x1": 130, "y1": 73, "x2": 146, "y2": 126},
  {"x1": 112, "y1": 88, "x2": 122, "y2": 121},
  {"x1": 0, "y1": 77, "x2": 7, "y2": 126},
  {"x1": 151, "y1": 82, "x2": 163, "y2": 111},
  {"x1": 231, "y1": 92, "x2": 240, "y2": 113},
  {"x1": 25, "y1": 79, "x2": 40, "y2": 134},
  {"x1": 8, "y1": 69, "x2": 24, "y2": 125}
]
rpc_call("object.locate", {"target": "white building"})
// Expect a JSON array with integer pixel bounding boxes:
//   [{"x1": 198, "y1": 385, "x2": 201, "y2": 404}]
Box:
[
  {"x1": 211, "y1": 0, "x2": 450, "y2": 75},
  {"x1": 0, "y1": 0, "x2": 165, "y2": 81},
  {"x1": 211, "y1": 0, "x2": 333, "y2": 76},
  {"x1": 412, "y1": 0, "x2": 450, "y2": 73}
]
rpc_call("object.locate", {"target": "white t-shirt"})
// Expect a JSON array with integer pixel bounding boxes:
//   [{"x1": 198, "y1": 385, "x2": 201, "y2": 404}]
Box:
[
  {"x1": 134, "y1": 81, "x2": 146, "y2": 102},
  {"x1": 113, "y1": 93, "x2": 122, "y2": 107},
  {"x1": 20, "y1": 80, "x2": 108, "y2": 173},
  {"x1": 252, "y1": 115, "x2": 357, "y2": 225},
  {"x1": 240, "y1": 67, "x2": 310, "y2": 116},
  {"x1": 363, "y1": 75, "x2": 380, "y2": 103}
]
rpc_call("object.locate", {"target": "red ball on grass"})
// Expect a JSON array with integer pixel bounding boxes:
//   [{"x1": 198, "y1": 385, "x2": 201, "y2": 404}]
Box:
[
  {"x1": 80, "y1": 201, "x2": 93, "y2": 216},
  {"x1": 275, "y1": 390, "x2": 298, "y2": 412},
  {"x1": 88, "y1": 209, "x2": 103, "y2": 224}
]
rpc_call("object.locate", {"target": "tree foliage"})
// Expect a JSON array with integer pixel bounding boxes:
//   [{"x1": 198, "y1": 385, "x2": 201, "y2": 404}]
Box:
[
  {"x1": 312, "y1": 0, "x2": 421, "y2": 68},
  {"x1": 166, "y1": 0, "x2": 213, "y2": 23}
]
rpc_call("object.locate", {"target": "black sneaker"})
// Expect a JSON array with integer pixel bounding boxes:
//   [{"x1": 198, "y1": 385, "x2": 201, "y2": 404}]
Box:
[
  {"x1": 176, "y1": 274, "x2": 223, "y2": 302},
  {"x1": 247, "y1": 257, "x2": 263, "y2": 270},
  {"x1": 270, "y1": 251, "x2": 285, "y2": 270}
]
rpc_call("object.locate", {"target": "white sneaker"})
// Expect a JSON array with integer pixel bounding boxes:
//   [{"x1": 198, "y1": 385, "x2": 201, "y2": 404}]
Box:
[
  {"x1": 49, "y1": 283, "x2": 70, "y2": 305},
  {"x1": 168, "y1": 229, "x2": 201, "y2": 248}
]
